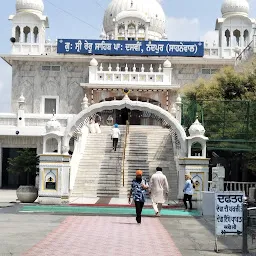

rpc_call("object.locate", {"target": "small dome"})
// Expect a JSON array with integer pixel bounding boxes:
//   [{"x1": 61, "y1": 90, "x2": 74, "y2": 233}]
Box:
[
  {"x1": 221, "y1": 0, "x2": 249, "y2": 17},
  {"x1": 176, "y1": 94, "x2": 182, "y2": 104},
  {"x1": 163, "y1": 59, "x2": 171, "y2": 68},
  {"x1": 188, "y1": 118, "x2": 206, "y2": 137},
  {"x1": 90, "y1": 58, "x2": 98, "y2": 66},
  {"x1": 16, "y1": 0, "x2": 44, "y2": 13},
  {"x1": 103, "y1": 0, "x2": 166, "y2": 39},
  {"x1": 46, "y1": 115, "x2": 61, "y2": 134},
  {"x1": 18, "y1": 93, "x2": 25, "y2": 102}
]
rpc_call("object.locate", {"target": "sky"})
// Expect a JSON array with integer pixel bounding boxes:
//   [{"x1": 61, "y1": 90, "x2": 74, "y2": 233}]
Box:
[{"x1": 0, "y1": 0, "x2": 256, "y2": 112}]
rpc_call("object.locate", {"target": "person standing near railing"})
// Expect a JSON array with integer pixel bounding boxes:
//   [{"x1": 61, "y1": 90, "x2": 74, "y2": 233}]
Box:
[
  {"x1": 183, "y1": 174, "x2": 194, "y2": 211},
  {"x1": 111, "y1": 123, "x2": 121, "y2": 152}
]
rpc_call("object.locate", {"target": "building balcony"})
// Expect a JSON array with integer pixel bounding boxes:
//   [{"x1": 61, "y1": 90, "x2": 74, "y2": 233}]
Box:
[{"x1": 85, "y1": 59, "x2": 178, "y2": 89}]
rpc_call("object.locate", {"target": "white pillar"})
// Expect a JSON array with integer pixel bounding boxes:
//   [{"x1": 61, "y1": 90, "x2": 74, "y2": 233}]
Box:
[
  {"x1": 12, "y1": 26, "x2": 16, "y2": 38},
  {"x1": 20, "y1": 26, "x2": 24, "y2": 43},
  {"x1": 145, "y1": 24, "x2": 149, "y2": 40},
  {"x1": 61, "y1": 159, "x2": 70, "y2": 198},
  {"x1": 30, "y1": 27, "x2": 33, "y2": 43},
  {"x1": 175, "y1": 95, "x2": 182, "y2": 124},
  {"x1": 163, "y1": 67, "x2": 172, "y2": 84},
  {"x1": 125, "y1": 24, "x2": 128, "y2": 40},
  {"x1": 114, "y1": 22, "x2": 118, "y2": 40}
]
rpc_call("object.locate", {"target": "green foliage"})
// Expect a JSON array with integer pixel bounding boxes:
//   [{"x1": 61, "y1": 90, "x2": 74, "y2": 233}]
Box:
[
  {"x1": 181, "y1": 63, "x2": 256, "y2": 173},
  {"x1": 245, "y1": 152, "x2": 256, "y2": 173},
  {"x1": 7, "y1": 148, "x2": 39, "y2": 174}
]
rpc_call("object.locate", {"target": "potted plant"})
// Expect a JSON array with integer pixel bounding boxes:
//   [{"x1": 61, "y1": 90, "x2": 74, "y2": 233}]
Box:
[{"x1": 7, "y1": 148, "x2": 39, "y2": 203}]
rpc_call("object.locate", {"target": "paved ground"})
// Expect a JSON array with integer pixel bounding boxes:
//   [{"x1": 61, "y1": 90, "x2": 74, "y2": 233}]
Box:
[
  {"x1": 0, "y1": 212, "x2": 256, "y2": 256},
  {"x1": 1, "y1": 190, "x2": 256, "y2": 256}
]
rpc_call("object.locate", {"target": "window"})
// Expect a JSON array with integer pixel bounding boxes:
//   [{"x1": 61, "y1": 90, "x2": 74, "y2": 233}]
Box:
[
  {"x1": 201, "y1": 68, "x2": 211, "y2": 75},
  {"x1": 15, "y1": 26, "x2": 20, "y2": 42},
  {"x1": 42, "y1": 65, "x2": 51, "y2": 71},
  {"x1": 118, "y1": 25, "x2": 125, "y2": 36},
  {"x1": 244, "y1": 30, "x2": 249, "y2": 46},
  {"x1": 191, "y1": 142, "x2": 202, "y2": 157},
  {"x1": 225, "y1": 29, "x2": 230, "y2": 47},
  {"x1": 23, "y1": 26, "x2": 31, "y2": 43},
  {"x1": 42, "y1": 65, "x2": 61, "y2": 71},
  {"x1": 33, "y1": 26, "x2": 39, "y2": 43},
  {"x1": 202, "y1": 68, "x2": 219, "y2": 75},
  {"x1": 44, "y1": 98, "x2": 57, "y2": 114},
  {"x1": 233, "y1": 29, "x2": 241, "y2": 46},
  {"x1": 211, "y1": 69, "x2": 219, "y2": 74},
  {"x1": 51, "y1": 66, "x2": 61, "y2": 71}
]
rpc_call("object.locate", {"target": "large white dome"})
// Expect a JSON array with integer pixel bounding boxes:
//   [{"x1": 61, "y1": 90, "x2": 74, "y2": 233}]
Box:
[
  {"x1": 16, "y1": 0, "x2": 44, "y2": 13},
  {"x1": 221, "y1": 0, "x2": 249, "y2": 17},
  {"x1": 103, "y1": 0, "x2": 166, "y2": 37}
]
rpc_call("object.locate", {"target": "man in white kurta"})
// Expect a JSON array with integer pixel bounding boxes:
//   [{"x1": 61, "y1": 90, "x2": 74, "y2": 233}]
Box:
[{"x1": 149, "y1": 167, "x2": 169, "y2": 216}]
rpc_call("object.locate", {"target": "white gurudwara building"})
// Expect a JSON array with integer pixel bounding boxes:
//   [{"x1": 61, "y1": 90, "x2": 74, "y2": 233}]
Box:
[{"x1": 0, "y1": 0, "x2": 254, "y2": 203}]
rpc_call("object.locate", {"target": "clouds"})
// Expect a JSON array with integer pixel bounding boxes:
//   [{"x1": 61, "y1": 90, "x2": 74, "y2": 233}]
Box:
[{"x1": 166, "y1": 16, "x2": 218, "y2": 45}]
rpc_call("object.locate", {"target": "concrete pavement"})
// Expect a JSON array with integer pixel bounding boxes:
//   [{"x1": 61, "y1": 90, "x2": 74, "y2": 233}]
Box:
[
  {"x1": 1, "y1": 189, "x2": 256, "y2": 255},
  {"x1": 0, "y1": 213, "x2": 256, "y2": 256}
]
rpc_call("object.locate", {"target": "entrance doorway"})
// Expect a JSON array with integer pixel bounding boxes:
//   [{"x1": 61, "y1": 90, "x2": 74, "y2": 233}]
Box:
[
  {"x1": 1, "y1": 148, "x2": 36, "y2": 188},
  {"x1": 116, "y1": 108, "x2": 130, "y2": 125}
]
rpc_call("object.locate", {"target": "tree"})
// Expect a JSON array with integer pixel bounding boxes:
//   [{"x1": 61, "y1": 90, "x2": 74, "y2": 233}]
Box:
[
  {"x1": 7, "y1": 148, "x2": 39, "y2": 185},
  {"x1": 181, "y1": 64, "x2": 256, "y2": 177}
]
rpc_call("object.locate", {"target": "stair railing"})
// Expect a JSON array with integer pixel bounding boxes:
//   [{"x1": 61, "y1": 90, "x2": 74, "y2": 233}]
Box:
[{"x1": 122, "y1": 120, "x2": 130, "y2": 187}]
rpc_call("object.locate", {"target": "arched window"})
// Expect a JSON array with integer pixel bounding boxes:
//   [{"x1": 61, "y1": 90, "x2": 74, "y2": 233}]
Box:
[
  {"x1": 233, "y1": 29, "x2": 241, "y2": 46},
  {"x1": 33, "y1": 26, "x2": 39, "y2": 43},
  {"x1": 23, "y1": 26, "x2": 31, "y2": 43},
  {"x1": 191, "y1": 142, "x2": 202, "y2": 157},
  {"x1": 118, "y1": 25, "x2": 125, "y2": 36},
  {"x1": 46, "y1": 138, "x2": 58, "y2": 153},
  {"x1": 128, "y1": 23, "x2": 136, "y2": 40},
  {"x1": 225, "y1": 29, "x2": 230, "y2": 47},
  {"x1": 15, "y1": 26, "x2": 21, "y2": 42},
  {"x1": 244, "y1": 29, "x2": 249, "y2": 46},
  {"x1": 138, "y1": 25, "x2": 145, "y2": 40}
]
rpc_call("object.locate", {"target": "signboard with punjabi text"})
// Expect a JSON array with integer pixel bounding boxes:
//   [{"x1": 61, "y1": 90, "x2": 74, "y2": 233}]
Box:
[
  {"x1": 215, "y1": 192, "x2": 244, "y2": 236},
  {"x1": 57, "y1": 39, "x2": 204, "y2": 57}
]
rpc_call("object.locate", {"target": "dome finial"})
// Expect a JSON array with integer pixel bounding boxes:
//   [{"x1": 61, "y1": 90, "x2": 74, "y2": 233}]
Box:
[
  {"x1": 103, "y1": 0, "x2": 166, "y2": 41},
  {"x1": 16, "y1": 0, "x2": 44, "y2": 13},
  {"x1": 188, "y1": 117, "x2": 206, "y2": 137},
  {"x1": 221, "y1": 0, "x2": 249, "y2": 18}
]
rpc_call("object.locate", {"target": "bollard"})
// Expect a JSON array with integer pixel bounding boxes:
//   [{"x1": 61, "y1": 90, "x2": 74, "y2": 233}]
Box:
[{"x1": 242, "y1": 201, "x2": 248, "y2": 254}]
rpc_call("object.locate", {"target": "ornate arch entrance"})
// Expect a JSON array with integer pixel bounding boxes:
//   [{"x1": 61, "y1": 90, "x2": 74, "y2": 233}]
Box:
[{"x1": 63, "y1": 97, "x2": 187, "y2": 156}]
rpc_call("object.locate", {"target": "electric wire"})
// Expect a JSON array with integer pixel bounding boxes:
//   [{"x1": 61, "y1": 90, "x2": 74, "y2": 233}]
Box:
[{"x1": 44, "y1": 0, "x2": 100, "y2": 32}]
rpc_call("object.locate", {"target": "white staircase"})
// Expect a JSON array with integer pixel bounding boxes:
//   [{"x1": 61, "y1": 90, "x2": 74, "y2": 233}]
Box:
[
  {"x1": 121, "y1": 126, "x2": 178, "y2": 200},
  {"x1": 71, "y1": 126, "x2": 125, "y2": 198},
  {"x1": 71, "y1": 125, "x2": 178, "y2": 199}
]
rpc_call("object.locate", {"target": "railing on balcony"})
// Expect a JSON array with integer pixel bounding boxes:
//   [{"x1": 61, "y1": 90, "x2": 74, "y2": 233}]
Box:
[
  {"x1": 209, "y1": 181, "x2": 256, "y2": 196},
  {"x1": 89, "y1": 62, "x2": 173, "y2": 86}
]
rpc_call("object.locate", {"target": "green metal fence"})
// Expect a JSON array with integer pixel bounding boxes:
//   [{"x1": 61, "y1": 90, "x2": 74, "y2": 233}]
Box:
[{"x1": 182, "y1": 100, "x2": 256, "y2": 151}]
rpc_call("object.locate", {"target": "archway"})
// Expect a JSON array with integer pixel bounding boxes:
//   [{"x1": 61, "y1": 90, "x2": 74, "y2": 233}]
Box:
[{"x1": 63, "y1": 98, "x2": 187, "y2": 156}]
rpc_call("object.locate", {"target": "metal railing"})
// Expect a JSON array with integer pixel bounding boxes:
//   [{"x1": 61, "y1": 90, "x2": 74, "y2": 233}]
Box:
[
  {"x1": 208, "y1": 181, "x2": 256, "y2": 195},
  {"x1": 235, "y1": 39, "x2": 254, "y2": 65},
  {"x1": 122, "y1": 120, "x2": 130, "y2": 187}
]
